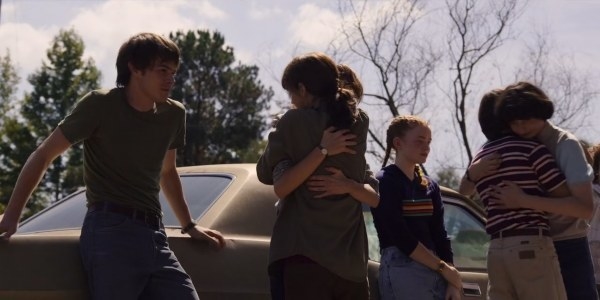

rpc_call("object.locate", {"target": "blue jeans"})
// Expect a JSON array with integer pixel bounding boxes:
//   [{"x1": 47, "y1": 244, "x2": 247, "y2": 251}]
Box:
[
  {"x1": 379, "y1": 247, "x2": 446, "y2": 300},
  {"x1": 554, "y1": 237, "x2": 599, "y2": 300},
  {"x1": 80, "y1": 210, "x2": 199, "y2": 300}
]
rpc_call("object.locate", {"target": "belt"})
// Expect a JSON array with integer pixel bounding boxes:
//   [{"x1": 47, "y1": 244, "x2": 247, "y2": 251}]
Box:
[
  {"x1": 491, "y1": 228, "x2": 549, "y2": 240},
  {"x1": 88, "y1": 201, "x2": 162, "y2": 230}
]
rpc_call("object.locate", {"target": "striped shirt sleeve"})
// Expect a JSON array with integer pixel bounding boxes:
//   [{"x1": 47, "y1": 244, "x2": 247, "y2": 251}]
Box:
[{"x1": 529, "y1": 143, "x2": 566, "y2": 192}]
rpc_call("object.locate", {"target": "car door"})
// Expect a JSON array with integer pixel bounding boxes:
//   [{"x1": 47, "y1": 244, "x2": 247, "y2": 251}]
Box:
[{"x1": 442, "y1": 196, "x2": 489, "y2": 299}]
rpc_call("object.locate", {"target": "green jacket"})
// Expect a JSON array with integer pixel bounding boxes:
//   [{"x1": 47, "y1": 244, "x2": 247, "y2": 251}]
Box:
[{"x1": 257, "y1": 106, "x2": 370, "y2": 282}]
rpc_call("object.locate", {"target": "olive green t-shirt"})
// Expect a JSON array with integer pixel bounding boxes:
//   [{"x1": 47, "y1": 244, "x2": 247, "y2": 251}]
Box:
[{"x1": 58, "y1": 88, "x2": 185, "y2": 216}]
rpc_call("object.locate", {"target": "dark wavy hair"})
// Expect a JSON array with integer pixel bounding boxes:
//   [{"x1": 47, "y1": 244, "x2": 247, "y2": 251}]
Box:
[
  {"x1": 281, "y1": 52, "x2": 361, "y2": 128},
  {"x1": 478, "y1": 89, "x2": 510, "y2": 141},
  {"x1": 115, "y1": 33, "x2": 180, "y2": 88},
  {"x1": 496, "y1": 81, "x2": 554, "y2": 123}
]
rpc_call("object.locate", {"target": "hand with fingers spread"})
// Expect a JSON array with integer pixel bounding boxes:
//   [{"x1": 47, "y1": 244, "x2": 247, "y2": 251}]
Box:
[
  {"x1": 320, "y1": 127, "x2": 357, "y2": 156},
  {"x1": 490, "y1": 181, "x2": 526, "y2": 209},
  {"x1": 307, "y1": 167, "x2": 353, "y2": 198},
  {"x1": 187, "y1": 225, "x2": 226, "y2": 250}
]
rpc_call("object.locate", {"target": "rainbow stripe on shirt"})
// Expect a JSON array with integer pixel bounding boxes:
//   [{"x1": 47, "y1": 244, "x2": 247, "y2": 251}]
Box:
[{"x1": 402, "y1": 198, "x2": 434, "y2": 217}]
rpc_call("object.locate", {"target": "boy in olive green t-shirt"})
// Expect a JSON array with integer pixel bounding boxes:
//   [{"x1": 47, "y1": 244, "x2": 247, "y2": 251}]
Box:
[{"x1": 0, "y1": 32, "x2": 225, "y2": 299}]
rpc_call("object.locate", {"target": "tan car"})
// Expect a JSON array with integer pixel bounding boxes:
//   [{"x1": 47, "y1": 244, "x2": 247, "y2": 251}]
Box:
[{"x1": 0, "y1": 164, "x2": 489, "y2": 299}]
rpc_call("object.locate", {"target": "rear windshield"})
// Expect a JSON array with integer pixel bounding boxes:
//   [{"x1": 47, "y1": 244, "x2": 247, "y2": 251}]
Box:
[{"x1": 18, "y1": 174, "x2": 232, "y2": 234}]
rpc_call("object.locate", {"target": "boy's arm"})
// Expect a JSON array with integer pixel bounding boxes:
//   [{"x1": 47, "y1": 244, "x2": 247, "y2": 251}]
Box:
[
  {"x1": 0, "y1": 128, "x2": 72, "y2": 239},
  {"x1": 160, "y1": 149, "x2": 225, "y2": 249},
  {"x1": 273, "y1": 127, "x2": 356, "y2": 199},
  {"x1": 458, "y1": 152, "x2": 501, "y2": 196},
  {"x1": 492, "y1": 181, "x2": 592, "y2": 219},
  {"x1": 306, "y1": 167, "x2": 379, "y2": 207}
]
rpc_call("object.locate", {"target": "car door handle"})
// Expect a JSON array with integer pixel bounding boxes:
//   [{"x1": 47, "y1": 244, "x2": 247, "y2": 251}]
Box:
[{"x1": 462, "y1": 282, "x2": 482, "y2": 297}]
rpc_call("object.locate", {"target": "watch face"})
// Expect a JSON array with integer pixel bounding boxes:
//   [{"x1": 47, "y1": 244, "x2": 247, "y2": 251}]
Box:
[{"x1": 320, "y1": 147, "x2": 328, "y2": 155}]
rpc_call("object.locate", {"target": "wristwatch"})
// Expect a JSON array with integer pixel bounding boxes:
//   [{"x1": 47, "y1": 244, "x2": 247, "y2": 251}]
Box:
[
  {"x1": 318, "y1": 145, "x2": 328, "y2": 156},
  {"x1": 181, "y1": 221, "x2": 197, "y2": 234},
  {"x1": 437, "y1": 260, "x2": 446, "y2": 273}
]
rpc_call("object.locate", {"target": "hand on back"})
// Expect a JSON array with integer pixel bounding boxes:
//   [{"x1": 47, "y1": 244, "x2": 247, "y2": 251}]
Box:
[
  {"x1": 320, "y1": 127, "x2": 357, "y2": 156},
  {"x1": 307, "y1": 167, "x2": 352, "y2": 198},
  {"x1": 490, "y1": 181, "x2": 525, "y2": 209},
  {"x1": 469, "y1": 152, "x2": 501, "y2": 181}
]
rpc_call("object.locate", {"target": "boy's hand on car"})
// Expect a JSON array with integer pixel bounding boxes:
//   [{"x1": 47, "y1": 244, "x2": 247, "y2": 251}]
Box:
[{"x1": 188, "y1": 225, "x2": 226, "y2": 250}]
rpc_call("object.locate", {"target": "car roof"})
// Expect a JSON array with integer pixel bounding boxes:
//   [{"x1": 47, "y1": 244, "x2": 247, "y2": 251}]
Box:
[{"x1": 16, "y1": 163, "x2": 485, "y2": 237}]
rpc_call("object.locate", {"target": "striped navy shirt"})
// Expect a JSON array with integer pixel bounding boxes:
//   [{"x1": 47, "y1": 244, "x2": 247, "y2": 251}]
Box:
[{"x1": 472, "y1": 136, "x2": 566, "y2": 235}]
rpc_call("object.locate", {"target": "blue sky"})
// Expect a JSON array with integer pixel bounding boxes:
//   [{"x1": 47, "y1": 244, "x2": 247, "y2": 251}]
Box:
[{"x1": 0, "y1": 0, "x2": 598, "y2": 171}]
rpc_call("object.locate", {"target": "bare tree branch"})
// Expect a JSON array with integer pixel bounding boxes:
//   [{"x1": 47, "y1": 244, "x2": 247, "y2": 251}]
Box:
[
  {"x1": 332, "y1": 0, "x2": 440, "y2": 155},
  {"x1": 514, "y1": 29, "x2": 599, "y2": 133},
  {"x1": 445, "y1": 0, "x2": 521, "y2": 163}
]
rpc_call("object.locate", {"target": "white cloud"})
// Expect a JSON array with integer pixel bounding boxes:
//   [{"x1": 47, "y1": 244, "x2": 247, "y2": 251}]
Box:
[
  {"x1": 0, "y1": 22, "x2": 56, "y2": 84},
  {"x1": 288, "y1": 4, "x2": 341, "y2": 50},
  {"x1": 188, "y1": 0, "x2": 228, "y2": 20},
  {"x1": 249, "y1": 3, "x2": 284, "y2": 21},
  {"x1": 1, "y1": 1, "x2": 17, "y2": 19},
  {"x1": 64, "y1": 0, "x2": 221, "y2": 87}
]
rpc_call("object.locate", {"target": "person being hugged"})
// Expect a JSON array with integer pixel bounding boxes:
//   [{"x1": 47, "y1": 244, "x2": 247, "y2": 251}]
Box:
[
  {"x1": 257, "y1": 52, "x2": 373, "y2": 300},
  {"x1": 372, "y1": 116, "x2": 462, "y2": 300}
]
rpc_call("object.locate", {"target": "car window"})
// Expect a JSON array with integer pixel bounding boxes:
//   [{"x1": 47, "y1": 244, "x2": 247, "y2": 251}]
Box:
[
  {"x1": 443, "y1": 202, "x2": 488, "y2": 269},
  {"x1": 364, "y1": 197, "x2": 488, "y2": 270},
  {"x1": 18, "y1": 175, "x2": 232, "y2": 233}
]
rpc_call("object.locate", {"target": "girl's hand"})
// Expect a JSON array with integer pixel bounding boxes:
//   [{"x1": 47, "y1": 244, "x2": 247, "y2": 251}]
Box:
[
  {"x1": 445, "y1": 284, "x2": 462, "y2": 300},
  {"x1": 307, "y1": 167, "x2": 352, "y2": 198},
  {"x1": 440, "y1": 263, "x2": 463, "y2": 290},
  {"x1": 320, "y1": 127, "x2": 357, "y2": 156}
]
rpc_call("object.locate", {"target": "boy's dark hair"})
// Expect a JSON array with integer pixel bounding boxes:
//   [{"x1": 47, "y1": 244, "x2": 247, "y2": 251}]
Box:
[
  {"x1": 496, "y1": 81, "x2": 554, "y2": 123},
  {"x1": 281, "y1": 52, "x2": 361, "y2": 128},
  {"x1": 116, "y1": 33, "x2": 180, "y2": 88},
  {"x1": 478, "y1": 89, "x2": 509, "y2": 141}
]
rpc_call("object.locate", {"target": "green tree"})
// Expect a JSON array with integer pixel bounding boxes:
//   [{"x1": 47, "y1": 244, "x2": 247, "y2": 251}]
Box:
[
  {"x1": 435, "y1": 166, "x2": 460, "y2": 191},
  {"x1": 0, "y1": 51, "x2": 20, "y2": 123},
  {"x1": 2, "y1": 29, "x2": 101, "y2": 214},
  {"x1": 169, "y1": 30, "x2": 272, "y2": 165},
  {"x1": 0, "y1": 51, "x2": 28, "y2": 211},
  {"x1": 237, "y1": 139, "x2": 268, "y2": 163},
  {"x1": 0, "y1": 118, "x2": 43, "y2": 215}
]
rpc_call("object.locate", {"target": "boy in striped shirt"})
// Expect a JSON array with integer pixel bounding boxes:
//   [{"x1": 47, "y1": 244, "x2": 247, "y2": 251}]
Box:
[{"x1": 464, "y1": 90, "x2": 570, "y2": 300}]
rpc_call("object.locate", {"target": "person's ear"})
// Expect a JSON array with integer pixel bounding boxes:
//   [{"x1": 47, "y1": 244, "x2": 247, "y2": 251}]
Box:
[
  {"x1": 128, "y1": 62, "x2": 142, "y2": 78},
  {"x1": 392, "y1": 136, "x2": 403, "y2": 151},
  {"x1": 298, "y1": 83, "x2": 307, "y2": 97}
]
